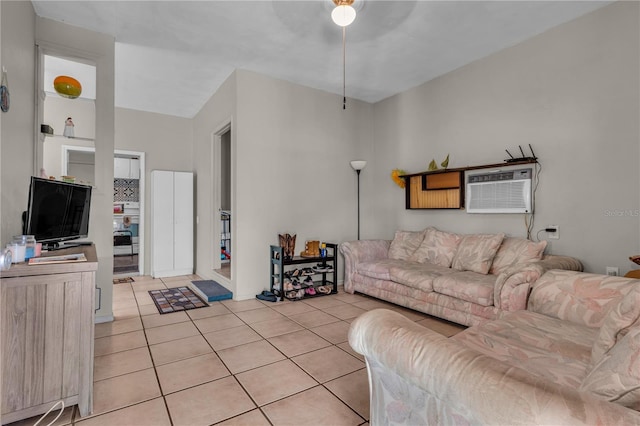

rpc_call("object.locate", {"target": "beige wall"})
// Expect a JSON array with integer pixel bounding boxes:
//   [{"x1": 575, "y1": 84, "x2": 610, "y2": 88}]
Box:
[
  {"x1": 36, "y1": 17, "x2": 115, "y2": 321},
  {"x1": 1, "y1": 1, "x2": 35, "y2": 244},
  {"x1": 115, "y1": 107, "x2": 193, "y2": 274},
  {"x1": 371, "y1": 1, "x2": 640, "y2": 275},
  {"x1": 237, "y1": 71, "x2": 372, "y2": 299},
  {"x1": 192, "y1": 70, "x2": 373, "y2": 299}
]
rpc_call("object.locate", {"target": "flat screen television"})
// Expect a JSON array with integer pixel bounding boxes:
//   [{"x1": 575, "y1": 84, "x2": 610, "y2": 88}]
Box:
[{"x1": 24, "y1": 177, "x2": 92, "y2": 249}]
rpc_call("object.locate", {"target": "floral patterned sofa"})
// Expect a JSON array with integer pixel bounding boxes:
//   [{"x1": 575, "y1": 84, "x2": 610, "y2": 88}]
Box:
[
  {"x1": 349, "y1": 270, "x2": 640, "y2": 424},
  {"x1": 340, "y1": 227, "x2": 582, "y2": 326}
]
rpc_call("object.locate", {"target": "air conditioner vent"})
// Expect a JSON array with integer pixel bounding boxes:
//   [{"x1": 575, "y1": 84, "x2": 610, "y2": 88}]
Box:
[{"x1": 466, "y1": 168, "x2": 532, "y2": 214}]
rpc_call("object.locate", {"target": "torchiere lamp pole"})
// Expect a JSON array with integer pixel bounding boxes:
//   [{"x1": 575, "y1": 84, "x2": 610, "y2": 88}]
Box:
[{"x1": 350, "y1": 160, "x2": 367, "y2": 240}]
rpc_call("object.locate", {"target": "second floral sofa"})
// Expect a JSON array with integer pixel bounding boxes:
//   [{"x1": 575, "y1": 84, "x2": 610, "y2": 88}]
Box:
[{"x1": 340, "y1": 227, "x2": 582, "y2": 326}]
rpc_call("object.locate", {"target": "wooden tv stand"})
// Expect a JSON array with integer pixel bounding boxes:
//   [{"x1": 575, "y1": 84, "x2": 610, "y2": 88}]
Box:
[{"x1": 1, "y1": 245, "x2": 97, "y2": 424}]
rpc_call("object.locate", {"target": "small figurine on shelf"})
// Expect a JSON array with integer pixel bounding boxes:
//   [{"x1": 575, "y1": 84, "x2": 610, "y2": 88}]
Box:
[
  {"x1": 440, "y1": 154, "x2": 450, "y2": 169},
  {"x1": 63, "y1": 117, "x2": 75, "y2": 138}
]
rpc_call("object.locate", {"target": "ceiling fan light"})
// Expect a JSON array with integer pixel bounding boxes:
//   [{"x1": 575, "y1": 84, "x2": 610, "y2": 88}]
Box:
[{"x1": 331, "y1": 5, "x2": 356, "y2": 27}]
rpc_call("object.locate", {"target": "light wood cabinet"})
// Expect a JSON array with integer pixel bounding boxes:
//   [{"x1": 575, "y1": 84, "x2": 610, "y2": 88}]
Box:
[
  {"x1": 406, "y1": 171, "x2": 464, "y2": 209},
  {"x1": 1, "y1": 246, "x2": 97, "y2": 424}
]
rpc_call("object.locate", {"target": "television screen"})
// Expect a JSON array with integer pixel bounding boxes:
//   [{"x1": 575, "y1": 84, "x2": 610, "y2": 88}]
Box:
[{"x1": 24, "y1": 177, "x2": 92, "y2": 245}]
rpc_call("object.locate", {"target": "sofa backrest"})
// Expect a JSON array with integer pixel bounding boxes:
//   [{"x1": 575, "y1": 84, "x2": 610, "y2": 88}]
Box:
[
  {"x1": 489, "y1": 237, "x2": 547, "y2": 275},
  {"x1": 528, "y1": 270, "x2": 640, "y2": 329}
]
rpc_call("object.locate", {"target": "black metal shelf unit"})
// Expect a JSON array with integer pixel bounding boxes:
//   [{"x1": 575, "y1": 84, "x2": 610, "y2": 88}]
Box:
[{"x1": 269, "y1": 243, "x2": 338, "y2": 301}]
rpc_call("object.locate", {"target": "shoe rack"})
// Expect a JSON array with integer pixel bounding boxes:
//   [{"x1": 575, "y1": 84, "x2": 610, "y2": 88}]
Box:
[{"x1": 269, "y1": 243, "x2": 337, "y2": 301}]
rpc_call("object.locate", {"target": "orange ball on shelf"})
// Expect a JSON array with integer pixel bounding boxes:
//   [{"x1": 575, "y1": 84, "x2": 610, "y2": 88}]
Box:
[{"x1": 53, "y1": 75, "x2": 82, "y2": 99}]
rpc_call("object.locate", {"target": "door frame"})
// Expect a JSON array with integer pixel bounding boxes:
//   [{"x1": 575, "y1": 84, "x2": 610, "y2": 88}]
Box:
[
  {"x1": 211, "y1": 119, "x2": 232, "y2": 279},
  {"x1": 62, "y1": 144, "x2": 95, "y2": 178}
]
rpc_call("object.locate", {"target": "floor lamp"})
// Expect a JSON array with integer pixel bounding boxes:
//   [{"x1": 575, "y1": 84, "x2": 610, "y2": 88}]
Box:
[{"x1": 350, "y1": 160, "x2": 367, "y2": 240}]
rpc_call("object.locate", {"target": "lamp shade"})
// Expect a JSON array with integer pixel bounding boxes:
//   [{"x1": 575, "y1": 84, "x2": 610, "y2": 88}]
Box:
[
  {"x1": 331, "y1": 5, "x2": 356, "y2": 27},
  {"x1": 350, "y1": 160, "x2": 367, "y2": 171},
  {"x1": 53, "y1": 75, "x2": 82, "y2": 99}
]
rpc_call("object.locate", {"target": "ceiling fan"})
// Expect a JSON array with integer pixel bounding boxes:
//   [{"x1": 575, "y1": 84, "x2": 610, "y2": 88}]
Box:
[{"x1": 330, "y1": 0, "x2": 357, "y2": 110}]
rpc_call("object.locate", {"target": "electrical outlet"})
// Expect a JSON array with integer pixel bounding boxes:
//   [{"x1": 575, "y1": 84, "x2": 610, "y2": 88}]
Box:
[
  {"x1": 546, "y1": 225, "x2": 559, "y2": 240},
  {"x1": 606, "y1": 266, "x2": 619, "y2": 276}
]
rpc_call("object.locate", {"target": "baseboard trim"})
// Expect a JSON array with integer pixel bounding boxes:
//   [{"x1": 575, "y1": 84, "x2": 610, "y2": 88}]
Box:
[{"x1": 95, "y1": 314, "x2": 114, "y2": 324}]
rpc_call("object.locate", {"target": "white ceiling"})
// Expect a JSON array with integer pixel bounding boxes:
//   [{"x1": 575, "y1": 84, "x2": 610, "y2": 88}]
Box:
[{"x1": 31, "y1": 1, "x2": 610, "y2": 119}]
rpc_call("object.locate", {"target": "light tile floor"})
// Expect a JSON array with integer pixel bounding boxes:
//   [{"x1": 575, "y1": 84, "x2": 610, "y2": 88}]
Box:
[{"x1": 12, "y1": 274, "x2": 465, "y2": 426}]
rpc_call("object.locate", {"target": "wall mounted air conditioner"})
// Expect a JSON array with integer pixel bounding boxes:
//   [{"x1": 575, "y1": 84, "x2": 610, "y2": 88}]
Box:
[{"x1": 466, "y1": 168, "x2": 532, "y2": 213}]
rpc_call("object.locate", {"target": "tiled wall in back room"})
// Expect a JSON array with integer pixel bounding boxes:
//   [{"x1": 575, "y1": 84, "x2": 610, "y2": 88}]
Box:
[{"x1": 114, "y1": 179, "x2": 139, "y2": 202}]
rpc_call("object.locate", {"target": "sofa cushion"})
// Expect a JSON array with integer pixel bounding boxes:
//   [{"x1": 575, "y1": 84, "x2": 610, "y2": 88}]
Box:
[
  {"x1": 388, "y1": 229, "x2": 427, "y2": 260},
  {"x1": 580, "y1": 326, "x2": 640, "y2": 410},
  {"x1": 591, "y1": 286, "x2": 640, "y2": 366},
  {"x1": 356, "y1": 259, "x2": 408, "y2": 281},
  {"x1": 489, "y1": 237, "x2": 547, "y2": 275},
  {"x1": 407, "y1": 228, "x2": 462, "y2": 267},
  {"x1": 432, "y1": 271, "x2": 497, "y2": 307},
  {"x1": 454, "y1": 310, "x2": 597, "y2": 387},
  {"x1": 388, "y1": 262, "x2": 453, "y2": 292},
  {"x1": 451, "y1": 233, "x2": 504, "y2": 274},
  {"x1": 529, "y1": 270, "x2": 636, "y2": 328}
]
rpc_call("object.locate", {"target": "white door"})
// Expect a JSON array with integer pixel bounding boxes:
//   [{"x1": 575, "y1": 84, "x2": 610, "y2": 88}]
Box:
[
  {"x1": 151, "y1": 171, "x2": 175, "y2": 275},
  {"x1": 173, "y1": 172, "x2": 193, "y2": 273}
]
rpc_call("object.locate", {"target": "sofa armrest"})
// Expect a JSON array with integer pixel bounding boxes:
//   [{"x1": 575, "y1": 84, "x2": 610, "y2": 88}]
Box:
[
  {"x1": 339, "y1": 240, "x2": 390, "y2": 293},
  {"x1": 494, "y1": 263, "x2": 545, "y2": 311},
  {"x1": 493, "y1": 254, "x2": 583, "y2": 311},
  {"x1": 349, "y1": 309, "x2": 640, "y2": 425}
]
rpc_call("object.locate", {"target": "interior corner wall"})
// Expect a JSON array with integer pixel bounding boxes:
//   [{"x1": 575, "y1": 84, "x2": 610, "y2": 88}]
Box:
[
  {"x1": 0, "y1": 1, "x2": 35, "y2": 245},
  {"x1": 36, "y1": 17, "x2": 115, "y2": 321},
  {"x1": 372, "y1": 1, "x2": 640, "y2": 275},
  {"x1": 193, "y1": 69, "x2": 373, "y2": 300},
  {"x1": 115, "y1": 107, "x2": 194, "y2": 274}
]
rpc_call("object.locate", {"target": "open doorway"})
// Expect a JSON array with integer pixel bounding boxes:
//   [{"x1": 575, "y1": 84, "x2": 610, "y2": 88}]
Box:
[
  {"x1": 213, "y1": 125, "x2": 231, "y2": 279},
  {"x1": 113, "y1": 150, "x2": 145, "y2": 277}
]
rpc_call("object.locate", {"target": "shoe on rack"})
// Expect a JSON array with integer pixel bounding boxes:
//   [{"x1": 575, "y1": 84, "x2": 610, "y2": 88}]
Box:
[
  {"x1": 317, "y1": 286, "x2": 332, "y2": 294},
  {"x1": 303, "y1": 276, "x2": 314, "y2": 286},
  {"x1": 305, "y1": 287, "x2": 316, "y2": 296}
]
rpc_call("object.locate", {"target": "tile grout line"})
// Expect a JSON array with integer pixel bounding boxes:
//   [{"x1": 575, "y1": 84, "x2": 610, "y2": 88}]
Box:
[{"x1": 86, "y1": 278, "x2": 452, "y2": 426}]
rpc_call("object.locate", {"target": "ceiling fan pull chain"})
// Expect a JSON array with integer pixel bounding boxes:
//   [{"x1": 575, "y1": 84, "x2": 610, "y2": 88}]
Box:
[{"x1": 343, "y1": 26, "x2": 346, "y2": 110}]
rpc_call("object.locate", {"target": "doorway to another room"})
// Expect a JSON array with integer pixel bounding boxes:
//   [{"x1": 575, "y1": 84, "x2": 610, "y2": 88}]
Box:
[
  {"x1": 214, "y1": 126, "x2": 232, "y2": 280},
  {"x1": 113, "y1": 151, "x2": 145, "y2": 277}
]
